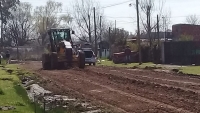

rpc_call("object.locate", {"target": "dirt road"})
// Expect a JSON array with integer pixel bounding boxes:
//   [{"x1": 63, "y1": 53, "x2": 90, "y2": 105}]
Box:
[{"x1": 21, "y1": 61, "x2": 200, "y2": 113}]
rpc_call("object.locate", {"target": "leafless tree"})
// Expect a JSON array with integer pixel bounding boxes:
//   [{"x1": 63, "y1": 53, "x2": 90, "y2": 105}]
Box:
[
  {"x1": 186, "y1": 15, "x2": 199, "y2": 25},
  {"x1": 162, "y1": 9, "x2": 171, "y2": 31},
  {"x1": 139, "y1": 0, "x2": 166, "y2": 45},
  {"x1": 4, "y1": 2, "x2": 33, "y2": 46},
  {"x1": 72, "y1": 0, "x2": 104, "y2": 45},
  {"x1": 138, "y1": 0, "x2": 166, "y2": 61},
  {"x1": 33, "y1": 0, "x2": 72, "y2": 46},
  {"x1": 0, "y1": 0, "x2": 20, "y2": 46}
]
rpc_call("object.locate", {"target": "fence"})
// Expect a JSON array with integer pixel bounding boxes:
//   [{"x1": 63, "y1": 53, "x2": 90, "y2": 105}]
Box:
[
  {"x1": 163, "y1": 41, "x2": 200, "y2": 65},
  {"x1": 1, "y1": 46, "x2": 44, "y2": 61}
]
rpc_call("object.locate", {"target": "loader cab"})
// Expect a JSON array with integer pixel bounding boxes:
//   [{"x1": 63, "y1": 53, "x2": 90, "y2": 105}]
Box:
[{"x1": 47, "y1": 28, "x2": 75, "y2": 52}]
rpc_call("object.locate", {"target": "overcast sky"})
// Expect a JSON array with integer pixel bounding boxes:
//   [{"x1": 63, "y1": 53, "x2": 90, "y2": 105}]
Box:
[{"x1": 21, "y1": 0, "x2": 200, "y2": 33}]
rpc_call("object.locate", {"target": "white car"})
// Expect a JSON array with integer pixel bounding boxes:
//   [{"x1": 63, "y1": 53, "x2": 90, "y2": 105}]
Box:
[{"x1": 82, "y1": 48, "x2": 97, "y2": 66}]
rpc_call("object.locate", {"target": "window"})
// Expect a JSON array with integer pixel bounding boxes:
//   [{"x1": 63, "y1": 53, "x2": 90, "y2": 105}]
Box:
[
  {"x1": 52, "y1": 30, "x2": 69, "y2": 41},
  {"x1": 84, "y1": 51, "x2": 94, "y2": 58}
]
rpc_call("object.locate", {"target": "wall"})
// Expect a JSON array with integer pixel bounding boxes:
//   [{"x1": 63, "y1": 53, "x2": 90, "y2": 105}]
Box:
[
  {"x1": 163, "y1": 41, "x2": 200, "y2": 65},
  {"x1": 1, "y1": 46, "x2": 44, "y2": 61},
  {"x1": 172, "y1": 24, "x2": 200, "y2": 41}
]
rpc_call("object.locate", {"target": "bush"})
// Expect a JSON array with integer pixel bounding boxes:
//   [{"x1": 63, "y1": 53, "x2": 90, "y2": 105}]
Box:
[
  {"x1": 0, "y1": 88, "x2": 4, "y2": 95},
  {"x1": 127, "y1": 42, "x2": 138, "y2": 51}
]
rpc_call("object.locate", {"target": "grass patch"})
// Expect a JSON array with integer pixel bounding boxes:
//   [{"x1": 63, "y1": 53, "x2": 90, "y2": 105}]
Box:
[
  {"x1": 15, "y1": 102, "x2": 26, "y2": 106},
  {"x1": 179, "y1": 66, "x2": 200, "y2": 75},
  {"x1": 0, "y1": 88, "x2": 4, "y2": 95},
  {"x1": 98, "y1": 59, "x2": 155, "y2": 68},
  {"x1": 0, "y1": 59, "x2": 7, "y2": 65},
  {"x1": 0, "y1": 64, "x2": 89, "y2": 113},
  {"x1": 0, "y1": 64, "x2": 44, "y2": 113}
]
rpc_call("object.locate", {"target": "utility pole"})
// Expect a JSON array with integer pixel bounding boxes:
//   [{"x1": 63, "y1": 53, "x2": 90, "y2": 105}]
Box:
[
  {"x1": 157, "y1": 15, "x2": 160, "y2": 48},
  {"x1": 115, "y1": 20, "x2": 116, "y2": 36},
  {"x1": 88, "y1": 14, "x2": 91, "y2": 43},
  {"x1": 93, "y1": 7, "x2": 97, "y2": 57},
  {"x1": 99, "y1": 16, "x2": 102, "y2": 58},
  {"x1": 165, "y1": 17, "x2": 167, "y2": 41},
  {"x1": 109, "y1": 27, "x2": 111, "y2": 59},
  {"x1": 156, "y1": 14, "x2": 160, "y2": 64},
  {"x1": 136, "y1": 0, "x2": 142, "y2": 65},
  {"x1": 162, "y1": 16, "x2": 166, "y2": 41},
  {"x1": 42, "y1": 17, "x2": 45, "y2": 45}
]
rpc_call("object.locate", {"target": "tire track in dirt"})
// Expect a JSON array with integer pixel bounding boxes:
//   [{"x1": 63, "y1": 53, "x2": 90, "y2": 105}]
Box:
[
  {"x1": 36, "y1": 70, "x2": 167, "y2": 113},
  {"x1": 21, "y1": 62, "x2": 198, "y2": 112},
  {"x1": 90, "y1": 66, "x2": 200, "y2": 91},
  {"x1": 32, "y1": 67, "x2": 188, "y2": 113},
  {"x1": 35, "y1": 70, "x2": 128, "y2": 113},
  {"x1": 70, "y1": 69, "x2": 192, "y2": 113},
  {"x1": 75, "y1": 67, "x2": 200, "y2": 113},
  {"x1": 109, "y1": 70, "x2": 200, "y2": 93}
]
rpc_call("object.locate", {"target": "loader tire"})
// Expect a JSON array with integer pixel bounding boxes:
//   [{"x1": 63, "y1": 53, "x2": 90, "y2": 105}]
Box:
[
  {"x1": 51, "y1": 53, "x2": 58, "y2": 70},
  {"x1": 42, "y1": 53, "x2": 51, "y2": 70},
  {"x1": 78, "y1": 51, "x2": 85, "y2": 69}
]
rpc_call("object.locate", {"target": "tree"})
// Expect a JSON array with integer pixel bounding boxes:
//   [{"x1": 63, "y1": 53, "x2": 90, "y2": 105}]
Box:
[
  {"x1": 0, "y1": 0, "x2": 20, "y2": 45},
  {"x1": 33, "y1": 0, "x2": 72, "y2": 46},
  {"x1": 161, "y1": 9, "x2": 171, "y2": 31},
  {"x1": 4, "y1": 2, "x2": 34, "y2": 46},
  {"x1": 139, "y1": 0, "x2": 166, "y2": 44},
  {"x1": 72, "y1": 0, "x2": 104, "y2": 45},
  {"x1": 179, "y1": 34, "x2": 194, "y2": 41},
  {"x1": 104, "y1": 28, "x2": 129, "y2": 48},
  {"x1": 139, "y1": 0, "x2": 166, "y2": 61},
  {"x1": 186, "y1": 15, "x2": 199, "y2": 25}
]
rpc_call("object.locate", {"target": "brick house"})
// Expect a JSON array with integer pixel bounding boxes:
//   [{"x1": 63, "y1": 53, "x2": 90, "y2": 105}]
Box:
[{"x1": 172, "y1": 24, "x2": 200, "y2": 41}]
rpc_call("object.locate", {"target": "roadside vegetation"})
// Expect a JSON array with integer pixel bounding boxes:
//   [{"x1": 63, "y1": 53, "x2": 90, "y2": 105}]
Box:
[
  {"x1": 0, "y1": 64, "x2": 43, "y2": 113},
  {"x1": 0, "y1": 64, "x2": 73, "y2": 113},
  {"x1": 98, "y1": 59, "x2": 200, "y2": 75},
  {"x1": 98, "y1": 59, "x2": 155, "y2": 68},
  {"x1": 179, "y1": 66, "x2": 200, "y2": 75}
]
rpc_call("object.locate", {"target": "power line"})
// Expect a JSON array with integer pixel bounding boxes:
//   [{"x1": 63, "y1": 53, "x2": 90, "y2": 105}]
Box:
[
  {"x1": 104, "y1": 16, "x2": 134, "y2": 18},
  {"x1": 29, "y1": 0, "x2": 134, "y2": 12},
  {"x1": 23, "y1": 1, "x2": 200, "y2": 21},
  {"x1": 102, "y1": 0, "x2": 133, "y2": 9}
]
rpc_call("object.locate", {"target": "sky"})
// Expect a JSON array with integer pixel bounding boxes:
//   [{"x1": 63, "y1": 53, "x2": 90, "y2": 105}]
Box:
[{"x1": 21, "y1": 0, "x2": 200, "y2": 34}]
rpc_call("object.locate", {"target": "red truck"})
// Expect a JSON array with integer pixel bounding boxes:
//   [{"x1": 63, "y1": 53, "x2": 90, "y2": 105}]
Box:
[{"x1": 112, "y1": 51, "x2": 138, "y2": 64}]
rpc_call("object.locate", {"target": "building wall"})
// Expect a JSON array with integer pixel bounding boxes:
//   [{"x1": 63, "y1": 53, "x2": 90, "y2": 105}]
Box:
[{"x1": 172, "y1": 24, "x2": 200, "y2": 41}]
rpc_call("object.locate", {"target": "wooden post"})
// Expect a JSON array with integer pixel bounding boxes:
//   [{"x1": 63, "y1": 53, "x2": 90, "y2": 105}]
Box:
[
  {"x1": 99, "y1": 16, "x2": 102, "y2": 58},
  {"x1": 109, "y1": 27, "x2": 111, "y2": 59},
  {"x1": 93, "y1": 7, "x2": 97, "y2": 57},
  {"x1": 157, "y1": 15, "x2": 160, "y2": 48}
]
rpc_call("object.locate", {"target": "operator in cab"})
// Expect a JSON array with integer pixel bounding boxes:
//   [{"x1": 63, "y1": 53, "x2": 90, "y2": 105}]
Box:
[{"x1": 57, "y1": 34, "x2": 65, "y2": 54}]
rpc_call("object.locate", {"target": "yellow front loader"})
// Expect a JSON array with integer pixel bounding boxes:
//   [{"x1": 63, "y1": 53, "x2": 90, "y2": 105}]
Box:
[{"x1": 42, "y1": 28, "x2": 85, "y2": 70}]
